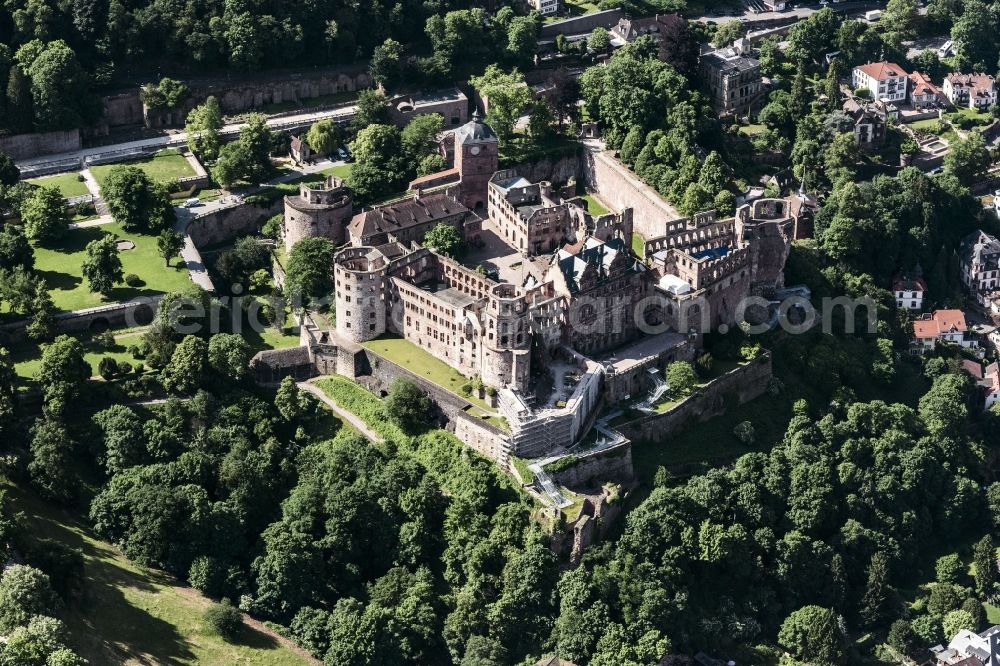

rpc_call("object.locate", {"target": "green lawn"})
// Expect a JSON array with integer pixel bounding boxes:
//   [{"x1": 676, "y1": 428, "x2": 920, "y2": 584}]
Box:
[
  {"x1": 579, "y1": 193, "x2": 609, "y2": 215},
  {"x1": 30, "y1": 223, "x2": 191, "y2": 312},
  {"x1": 10, "y1": 329, "x2": 145, "y2": 382},
  {"x1": 27, "y1": 172, "x2": 90, "y2": 198},
  {"x1": 631, "y1": 232, "x2": 645, "y2": 259},
  {"x1": 362, "y1": 335, "x2": 488, "y2": 406},
  {"x1": 90, "y1": 149, "x2": 197, "y2": 188},
  {"x1": 0, "y1": 479, "x2": 315, "y2": 666},
  {"x1": 738, "y1": 123, "x2": 766, "y2": 136}
]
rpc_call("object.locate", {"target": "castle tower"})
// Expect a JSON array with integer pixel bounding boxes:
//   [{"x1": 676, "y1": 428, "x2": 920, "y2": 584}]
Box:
[
  {"x1": 333, "y1": 247, "x2": 388, "y2": 343},
  {"x1": 481, "y1": 283, "x2": 531, "y2": 392},
  {"x1": 454, "y1": 111, "x2": 499, "y2": 213},
  {"x1": 283, "y1": 175, "x2": 354, "y2": 253}
]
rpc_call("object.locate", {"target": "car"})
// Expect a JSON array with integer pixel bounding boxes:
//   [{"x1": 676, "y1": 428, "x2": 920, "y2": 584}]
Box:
[
  {"x1": 336, "y1": 147, "x2": 349, "y2": 161},
  {"x1": 183, "y1": 197, "x2": 200, "y2": 208}
]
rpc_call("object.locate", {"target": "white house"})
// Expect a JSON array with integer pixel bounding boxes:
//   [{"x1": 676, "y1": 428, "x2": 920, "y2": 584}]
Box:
[
  {"x1": 960, "y1": 230, "x2": 1000, "y2": 306},
  {"x1": 909, "y1": 71, "x2": 942, "y2": 106},
  {"x1": 530, "y1": 0, "x2": 559, "y2": 15},
  {"x1": 911, "y1": 309, "x2": 971, "y2": 353},
  {"x1": 852, "y1": 61, "x2": 909, "y2": 103},
  {"x1": 943, "y1": 73, "x2": 997, "y2": 110},
  {"x1": 893, "y1": 273, "x2": 927, "y2": 310},
  {"x1": 933, "y1": 625, "x2": 1000, "y2": 665}
]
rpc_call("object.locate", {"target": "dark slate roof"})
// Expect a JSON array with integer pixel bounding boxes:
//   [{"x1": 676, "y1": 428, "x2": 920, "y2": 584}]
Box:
[
  {"x1": 455, "y1": 111, "x2": 498, "y2": 145},
  {"x1": 349, "y1": 191, "x2": 469, "y2": 239}
]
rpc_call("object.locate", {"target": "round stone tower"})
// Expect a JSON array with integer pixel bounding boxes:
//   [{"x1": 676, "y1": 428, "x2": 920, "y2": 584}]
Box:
[
  {"x1": 481, "y1": 283, "x2": 531, "y2": 392},
  {"x1": 333, "y1": 246, "x2": 388, "y2": 343},
  {"x1": 283, "y1": 175, "x2": 353, "y2": 253}
]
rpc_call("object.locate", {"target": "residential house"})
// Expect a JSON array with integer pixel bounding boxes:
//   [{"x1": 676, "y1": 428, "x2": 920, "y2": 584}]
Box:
[
  {"x1": 699, "y1": 40, "x2": 763, "y2": 116},
  {"x1": 932, "y1": 624, "x2": 1000, "y2": 665},
  {"x1": 843, "y1": 98, "x2": 887, "y2": 149},
  {"x1": 909, "y1": 70, "x2": 942, "y2": 107},
  {"x1": 943, "y1": 73, "x2": 997, "y2": 110},
  {"x1": 911, "y1": 309, "x2": 971, "y2": 353},
  {"x1": 985, "y1": 361, "x2": 1000, "y2": 410},
  {"x1": 288, "y1": 135, "x2": 314, "y2": 164},
  {"x1": 852, "y1": 62, "x2": 909, "y2": 103},
  {"x1": 893, "y1": 273, "x2": 927, "y2": 309},
  {"x1": 960, "y1": 229, "x2": 1000, "y2": 307},
  {"x1": 529, "y1": 0, "x2": 559, "y2": 15}
]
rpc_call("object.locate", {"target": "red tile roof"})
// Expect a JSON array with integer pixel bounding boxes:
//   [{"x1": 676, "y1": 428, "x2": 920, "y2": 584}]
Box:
[
  {"x1": 912, "y1": 309, "x2": 968, "y2": 339},
  {"x1": 909, "y1": 71, "x2": 940, "y2": 96},
  {"x1": 855, "y1": 61, "x2": 908, "y2": 81},
  {"x1": 893, "y1": 275, "x2": 927, "y2": 292},
  {"x1": 962, "y1": 359, "x2": 984, "y2": 379}
]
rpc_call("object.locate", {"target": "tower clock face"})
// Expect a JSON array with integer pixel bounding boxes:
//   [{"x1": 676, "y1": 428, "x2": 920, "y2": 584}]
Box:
[{"x1": 470, "y1": 145, "x2": 481, "y2": 155}]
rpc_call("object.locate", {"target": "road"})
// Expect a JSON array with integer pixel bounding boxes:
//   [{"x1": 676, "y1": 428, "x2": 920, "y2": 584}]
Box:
[{"x1": 15, "y1": 104, "x2": 357, "y2": 168}]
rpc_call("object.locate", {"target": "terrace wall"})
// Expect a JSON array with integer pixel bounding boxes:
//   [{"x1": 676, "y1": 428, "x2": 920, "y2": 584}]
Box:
[
  {"x1": 0, "y1": 299, "x2": 157, "y2": 345},
  {"x1": 539, "y1": 8, "x2": 624, "y2": 37},
  {"x1": 0, "y1": 130, "x2": 81, "y2": 160},
  {"x1": 615, "y1": 353, "x2": 772, "y2": 444}
]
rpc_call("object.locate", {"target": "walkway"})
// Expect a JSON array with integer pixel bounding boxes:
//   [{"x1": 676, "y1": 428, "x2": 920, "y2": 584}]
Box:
[
  {"x1": 529, "y1": 458, "x2": 572, "y2": 509},
  {"x1": 298, "y1": 379, "x2": 386, "y2": 443},
  {"x1": 68, "y1": 215, "x2": 113, "y2": 230},
  {"x1": 15, "y1": 106, "x2": 359, "y2": 168}
]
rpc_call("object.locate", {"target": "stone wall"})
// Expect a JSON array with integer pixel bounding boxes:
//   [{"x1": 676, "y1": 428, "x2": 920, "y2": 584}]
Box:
[
  {"x1": 100, "y1": 92, "x2": 144, "y2": 128},
  {"x1": 185, "y1": 198, "x2": 283, "y2": 247},
  {"x1": 0, "y1": 299, "x2": 156, "y2": 345},
  {"x1": 585, "y1": 149, "x2": 681, "y2": 240},
  {"x1": 539, "y1": 8, "x2": 624, "y2": 37},
  {"x1": 616, "y1": 353, "x2": 773, "y2": 444},
  {"x1": 0, "y1": 130, "x2": 81, "y2": 160},
  {"x1": 454, "y1": 412, "x2": 511, "y2": 466},
  {"x1": 507, "y1": 151, "x2": 584, "y2": 186},
  {"x1": 548, "y1": 440, "x2": 634, "y2": 490}
]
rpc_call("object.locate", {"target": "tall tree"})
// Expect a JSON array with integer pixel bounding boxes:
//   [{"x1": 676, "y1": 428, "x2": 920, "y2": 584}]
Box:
[
  {"x1": 185, "y1": 96, "x2": 224, "y2": 160},
  {"x1": 102, "y1": 166, "x2": 175, "y2": 233},
  {"x1": 974, "y1": 535, "x2": 998, "y2": 599},
  {"x1": 469, "y1": 66, "x2": 532, "y2": 142},
  {"x1": 81, "y1": 235, "x2": 123, "y2": 298},
  {"x1": 20, "y1": 186, "x2": 69, "y2": 244}
]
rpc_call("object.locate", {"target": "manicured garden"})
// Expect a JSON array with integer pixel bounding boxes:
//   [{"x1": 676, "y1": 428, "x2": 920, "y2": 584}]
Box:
[
  {"x1": 32, "y1": 223, "x2": 191, "y2": 312},
  {"x1": 0, "y1": 478, "x2": 314, "y2": 666},
  {"x1": 26, "y1": 172, "x2": 90, "y2": 198},
  {"x1": 90, "y1": 148, "x2": 197, "y2": 187},
  {"x1": 10, "y1": 328, "x2": 145, "y2": 382}
]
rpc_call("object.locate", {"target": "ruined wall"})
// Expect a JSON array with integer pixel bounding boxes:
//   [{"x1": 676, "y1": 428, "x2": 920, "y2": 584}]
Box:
[
  {"x1": 185, "y1": 198, "x2": 283, "y2": 247},
  {"x1": 585, "y1": 149, "x2": 681, "y2": 240},
  {"x1": 506, "y1": 151, "x2": 584, "y2": 185},
  {"x1": 0, "y1": 130, "x2": 81, "y2": 160},
  {"x1": 616, "y1": 353, "x2": 773, "y2": 444},
  {"x1": 453, "y1": 413, "x2": 510, "y2": 466},
  {"x1": 548, "y1": 441, "x2": 634, "y2": 490}
]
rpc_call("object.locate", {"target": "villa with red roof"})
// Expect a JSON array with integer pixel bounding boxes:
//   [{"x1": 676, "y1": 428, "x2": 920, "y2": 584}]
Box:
[
  {"x1": 911, "y1": 309, "x2": 972, "y2": 354},
  {"x1": 909, "y1": 71, "x2": 942, "y2": 106},
  {"x1": 852, "y1": 62, "x2": 910, "y2": 103}
]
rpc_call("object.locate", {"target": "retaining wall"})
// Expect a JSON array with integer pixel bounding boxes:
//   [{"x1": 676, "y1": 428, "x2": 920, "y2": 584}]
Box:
[
  {"x1": 540, "y1": 8, "x2": 624, "y2": 37},
  {"x1": 616, "y1": 353, "x2": 773, "y2": 444},
  {"x1": 507, "y1": 151, "x2": 584, "y2": 185},
  {"x1": 585, "y1": 149, "x2": 681, "y2": 240},
  {"x1": 2, "y1": 130, "x2": 81, "y2": 161}
]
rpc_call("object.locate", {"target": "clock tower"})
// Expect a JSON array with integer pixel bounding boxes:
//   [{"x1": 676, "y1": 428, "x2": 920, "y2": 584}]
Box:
[{"x1": 453, "y1": 111, "x2": 498, "y2": 213}]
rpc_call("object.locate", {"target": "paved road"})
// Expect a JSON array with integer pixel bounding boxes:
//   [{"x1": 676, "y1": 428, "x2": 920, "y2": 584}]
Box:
[
  {"x1": 298, "y1": 379, "x2": 386, "y2": 442},
  {"x1": 15, "y1": 105, "x2": 357, "y2": 168}
]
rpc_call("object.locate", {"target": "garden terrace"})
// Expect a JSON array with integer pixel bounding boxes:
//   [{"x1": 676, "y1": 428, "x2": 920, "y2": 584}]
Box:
[{"x1": 89, "y1": 148, "x2": 197, "y2": 187}]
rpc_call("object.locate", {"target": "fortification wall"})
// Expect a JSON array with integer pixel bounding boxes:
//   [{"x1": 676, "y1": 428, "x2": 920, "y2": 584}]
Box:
[
  {"x1": 548, "y1": 441, "x2": 634, "y2": 490},
  {"x1": 185, "y1": 198, "x2": 283, "y2": 247},
  {"x1": 616, "y1": 353, "x2": 772, "y2": 444},
  {"x1": 0, "y1": 130, "x2": 81, "y2": 160},
  {"x1": 454, "y1": 413, "x2": 510, "y2": 465},
  {"x1": 585, "y1": 149, "x2": 681, "y2": 240}
]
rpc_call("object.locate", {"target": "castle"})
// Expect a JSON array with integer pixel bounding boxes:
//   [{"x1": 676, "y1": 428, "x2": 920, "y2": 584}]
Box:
[{"x1": 277, "y1": 113, "x2": 798, "y2": 462}]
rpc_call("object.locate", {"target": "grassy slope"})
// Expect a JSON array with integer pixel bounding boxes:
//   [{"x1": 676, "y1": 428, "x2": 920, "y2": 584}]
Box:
[
  {"x1": 90, "y1": 149, "x2": 197, "y2": 187},
  {"x1": 31, "y1": 223, "x2": 191, "y2": 312},
  {"x1": 0, "y1": 479, "x2": 314, "y2": 666},
  {"x1": 27, "y1": 172, "x2": 90, "y2": 198}
]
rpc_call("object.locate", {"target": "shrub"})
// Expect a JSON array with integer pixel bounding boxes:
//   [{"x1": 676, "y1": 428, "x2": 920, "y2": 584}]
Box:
[
  {"x1": 98, "y1": 357, "x2": 118, "y2": 380},
  {"x1": 204, "y1": 599, "x2": 242, "y2": 640},
  {"x1": 118, "y1": 361, "x2": 133, "y2": 375},
  {"x1": 485, "y1": 386, "x2": 496, "y2": 397},
  {"x1": 124, "y1": 273, "x2": 144, "y2": 287},
  {"x1": 459, "y1": 383, "x2": 472, "y2": 397},
  {"x1": 93, "y1": 331, "x2": 116, "y2": 348},
  {"x1": 262, "y1": 214, "x2": 283, "y2": 239},
  {"x1": 733, "y1": 420, "x2": 755, "y2": 445}
]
